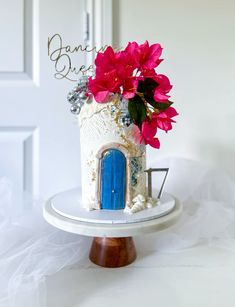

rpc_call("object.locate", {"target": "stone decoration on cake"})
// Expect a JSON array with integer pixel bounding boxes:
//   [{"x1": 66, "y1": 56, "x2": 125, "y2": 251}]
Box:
[{"x1": 67, "y1": 41, "x2": 178, "y2": 213}]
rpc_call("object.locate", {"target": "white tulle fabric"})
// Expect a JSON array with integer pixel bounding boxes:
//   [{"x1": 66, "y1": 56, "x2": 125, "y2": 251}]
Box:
[{"x1": 1, "y1": 157, "x2": 235, "y2": 306}]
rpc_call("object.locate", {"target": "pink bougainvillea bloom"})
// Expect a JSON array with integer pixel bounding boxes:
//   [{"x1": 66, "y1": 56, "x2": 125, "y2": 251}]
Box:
[
  {"x1": 139, "y1": 70, "x2": 172, "y2": 102},
  {"x1": 131, "y1": 120, "x2": 160, "y2": 149},
  {"x1": 141, "y1": 68, "x2": 158, "y2": 79},
  {"x1": 154, "y1": 91, "x2": 171, "y2": 102},
  {"x1": 132, "y1": 106, "x2": 178, "y2": 147},
  {"x1": 95, "y1": 46, "x2": 116, "y2": 77},
  {"x1": 138, "y1": 41, "x2": 163, "y2": 70},
  {"x1": 88, "y1": 70, "x2": 121, "y2": 103},
  {"x1": 153, "y1": 74, "x2": 173, "y2": 102},
  {"x1": 88, "y1": 78, "x2": 110, "y2": 102},
  {"x1": 122, "y1": 78, "x2": 138, "y2": 99},
  {"x1": 141, "y1": 120, "x2": 160, "y2": 148},
  {"x1": 131, "y1": 124, "x2": 144, "y2": 144},
  {"x1": 153, "y1": 107, "x2": 178, "y2": 132},
  {"x1": 115, "y1": 49, "x2": 138, "y2": 79},
  {"x1": 146, "y1": 136, "x2": 160, "y2": 149},
  {"x1": 124, "y1": 42, "x2": 140, "y2": 68},
  {"x1": 124, "y1": 41, "x2": 163, "y2": 71},
  {"x1": 154, "y1": 74, "x2": 172, "y2": 92},
  {"x1": 95, "y1": 45, "x2": 137, "y2": 80}
]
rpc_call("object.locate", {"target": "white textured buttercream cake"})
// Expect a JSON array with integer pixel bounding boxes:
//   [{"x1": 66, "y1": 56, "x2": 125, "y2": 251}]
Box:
[{"x1": 78, "y1": 95, "x2": 147, "y2": 212}]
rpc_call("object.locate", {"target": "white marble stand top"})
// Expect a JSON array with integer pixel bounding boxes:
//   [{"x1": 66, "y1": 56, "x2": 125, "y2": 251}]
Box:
[{"x1": 43, "y1": 188, "x2": 182, "y2": 237}]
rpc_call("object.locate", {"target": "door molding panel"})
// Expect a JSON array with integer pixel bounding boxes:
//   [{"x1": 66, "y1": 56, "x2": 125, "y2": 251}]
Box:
[
  {"x1": 86, "y1": 0, "x2": 113, "y2": 66},
  {"x1": 0, "y1": 127, "x2": 39, "y2": 195},
  {"x1": 0, "y1": 0, "x2": 39, "y2": 87}
]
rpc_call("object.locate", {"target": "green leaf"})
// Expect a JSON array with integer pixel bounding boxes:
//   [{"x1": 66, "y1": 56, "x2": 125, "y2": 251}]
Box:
[
  {"x1": 128, "y1": 95, "x2": 147, "y2": 126},
  {"x1": 144, "y1": 95, "x2": 173, "y2": 111},
  {"x1": 137, "y1": 78, "x2": 158, "y2": 94},
  {"x1": 137, "y1": 80, "x2": 146, "y2": 93},
  {"x1": 144, "y1": 78, "x2": 158, "y2": 90},
  {"x1": 155, "y1": 100, "x2": 173, "y2": 110}
]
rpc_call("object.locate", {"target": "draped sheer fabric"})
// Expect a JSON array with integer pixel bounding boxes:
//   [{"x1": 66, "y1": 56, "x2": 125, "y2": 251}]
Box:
[{"x1": 0, "y1": 158, "x2": 235, "y2": 306}]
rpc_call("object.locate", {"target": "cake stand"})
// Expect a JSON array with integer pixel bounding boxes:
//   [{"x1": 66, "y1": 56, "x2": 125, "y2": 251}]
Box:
[{"x1": 43, "y1": 188, "x2": 182, "y2": 268}]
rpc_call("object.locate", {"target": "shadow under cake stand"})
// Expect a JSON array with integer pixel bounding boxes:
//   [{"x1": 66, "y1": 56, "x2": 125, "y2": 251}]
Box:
[{"x1": 43, "y1": 188, "x2": 182, "y2": 268}]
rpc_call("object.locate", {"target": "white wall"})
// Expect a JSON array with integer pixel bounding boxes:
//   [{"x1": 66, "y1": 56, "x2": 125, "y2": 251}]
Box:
[{"x1": 113, "y1": 0, "x2": 235, "y2": 179}]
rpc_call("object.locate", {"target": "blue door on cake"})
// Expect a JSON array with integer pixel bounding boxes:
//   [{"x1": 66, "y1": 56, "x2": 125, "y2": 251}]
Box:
[{"x1": 100, "y1": 149, "x2": 126, "y2": 210}]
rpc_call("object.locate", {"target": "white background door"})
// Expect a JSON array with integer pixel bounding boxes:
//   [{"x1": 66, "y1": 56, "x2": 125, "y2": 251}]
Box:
[{"x1": 0, "y1": 0, "x2": 87, "y2": 199}]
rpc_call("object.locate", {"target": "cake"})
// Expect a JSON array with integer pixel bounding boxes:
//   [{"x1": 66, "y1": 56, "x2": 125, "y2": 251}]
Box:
[{"x1": 67, "y1": 41, "x2": 178, "y2": 213}]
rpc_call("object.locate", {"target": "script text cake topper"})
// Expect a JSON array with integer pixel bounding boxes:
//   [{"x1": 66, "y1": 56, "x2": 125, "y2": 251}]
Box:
[{"x1": 48, "y1": 33, "x2": 108, "y2": 81}]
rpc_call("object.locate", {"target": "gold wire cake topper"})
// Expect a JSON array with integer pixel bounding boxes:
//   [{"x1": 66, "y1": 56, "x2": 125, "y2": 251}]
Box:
[{"x1": 48, "y1": 33, "x2": 111, "y2": 81}]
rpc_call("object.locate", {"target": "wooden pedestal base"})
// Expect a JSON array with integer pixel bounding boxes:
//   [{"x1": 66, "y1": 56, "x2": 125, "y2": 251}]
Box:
[{"x1": 89, "y1": 237, "x2": 137, "y2": 268}]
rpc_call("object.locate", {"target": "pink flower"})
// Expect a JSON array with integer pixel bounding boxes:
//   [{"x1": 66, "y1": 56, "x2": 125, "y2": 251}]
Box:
[
  {"x1": 92, "y1": 45, "x2": 139, "y2": 100},
  {"x1": 153, "y1": 107, "x2": 178, "y2": 132},
  {"x1": 95, "y1": 46, "x2": 137, "y2": 81},
  {"x1": 88, "y1": 70, "x2": 121, "y2": 103},
  {"x1": 124, "y1": 42, "x2": 140, "y2": 68},
  {"x1": 115, "y1": 50, "x2": 139, "y2": 98},
  {"x1": 131, "y1": 125, "x2": 144, "y2": 144},
  {"x1": 141, "y1": 120, "x2": 160, "y2": 148},
  {"x1": 131, "y1": 107, "x2": 178, "y2": 148},
  {"x1": 95, "y1": 46, "x2": 116, "y2": 77},
  {"x1": 124, "y1": 41, "x2": 163, "y2": 71},
  {"x1": 122, "y1": 78, "x2": 138, "y2": 99},
  {"x1": 86, "y1": 41, "x2": 177, "y2": 150},
  {"x1": 153, "y1": 74, "x2": 173, "y2": 102},
  {"x1": 139, "y1": 70, "x2": 172, "y2": 103},
  {"x1": 131, "y1": 121, "x2": 160, "y2": 149},
  {"x1": 138, "y1": 41, "x2": 163, "y2": 70},
  {"x1": 115, "y1": 49, "x2": 138, "y2": 78},
  {"x1": 88, "y1": 41, "x2": 167, "y2": 104}
]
